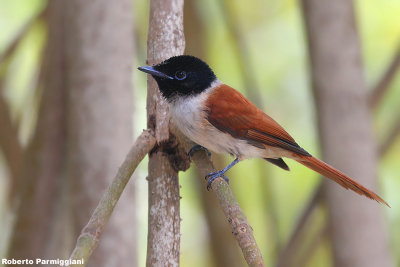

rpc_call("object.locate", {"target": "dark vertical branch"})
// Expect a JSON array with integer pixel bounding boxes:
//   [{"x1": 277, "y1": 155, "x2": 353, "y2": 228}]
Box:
[
  {"x1": 0, "y1": 3, "x2": 46, "y2": 203},
  {"x1": 8, "y1": 0, "x2": 68, "y2": 259},
  {"x1": 0, "y1": 84, "x2": 23, "y2": 198},
  {"x1": 369, "y1": 44, "x2": 400, "y2": 109},
  {"x1": 145, "y1": 0, "x2": 186, "y2": 266},
  {"x1": 297, "y1": 224, "x2": 329, "y2": 267},
  {"x1": 217, "y1": 0, "x2": 263, "y2": 106},
  {"x1": 276, "y1": 184, "x2": 323, "y2": 267},
  {"x1": 301, "y1": 1, "x2": 393, "y2": 267}
]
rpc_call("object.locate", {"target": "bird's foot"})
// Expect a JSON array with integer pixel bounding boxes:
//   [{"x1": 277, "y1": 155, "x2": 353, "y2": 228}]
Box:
[
  {"x1": 204, "y1": 158, "x2": 239, "y2": 190},
  {"x1": 205, "y1": 171, "x2": 229, "y2": 191},
  {"x1": 188, "y1": 144, "x2": 211, "y2": 160}
]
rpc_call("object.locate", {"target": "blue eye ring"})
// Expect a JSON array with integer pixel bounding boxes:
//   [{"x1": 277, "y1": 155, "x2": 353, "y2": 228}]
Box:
[{"x1": 175, "y1": 71, "x2": 187, "y2": 80}]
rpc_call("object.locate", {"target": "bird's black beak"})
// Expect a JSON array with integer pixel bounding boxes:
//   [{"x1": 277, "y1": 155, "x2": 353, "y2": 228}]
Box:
[{"x1": 138, "y1": 66, "x2": 173, "y2": 80}]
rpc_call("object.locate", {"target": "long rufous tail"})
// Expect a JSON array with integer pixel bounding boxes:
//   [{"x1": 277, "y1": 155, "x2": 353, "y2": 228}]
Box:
[{"x1": 296, "y1": 156, "x2": 389, "y2": 207}]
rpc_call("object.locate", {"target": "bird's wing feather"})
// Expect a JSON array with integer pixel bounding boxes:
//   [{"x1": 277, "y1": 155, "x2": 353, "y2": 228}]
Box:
[
  {"x1": 205, "y1": 84, "x2": 310, "y2": 156},
  {"x1": 204, "y1": 84, "x2": 389, "y2": 206},
  {"x1": 264, "y1": 158, "x2": 290, "y2": 171}
]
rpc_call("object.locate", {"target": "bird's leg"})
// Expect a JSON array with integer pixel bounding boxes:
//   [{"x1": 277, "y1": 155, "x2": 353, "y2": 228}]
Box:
[
  {"x1": 205, "y1": 158, "x2": 240, "y2": 190},
  {"x1": 188, "y1": 144, "x2": 211, "y2": 160}
]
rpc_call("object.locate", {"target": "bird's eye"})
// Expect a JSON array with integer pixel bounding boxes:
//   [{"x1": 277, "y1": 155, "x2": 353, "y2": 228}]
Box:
[{"x1": 175, "y1": 71, "x2": 187, "y2": 80}]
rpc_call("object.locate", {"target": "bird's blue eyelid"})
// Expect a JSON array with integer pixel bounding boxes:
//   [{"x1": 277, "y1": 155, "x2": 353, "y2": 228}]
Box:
[{"x1": 175, "y1": 71, "x2": 187, "y2": 80}]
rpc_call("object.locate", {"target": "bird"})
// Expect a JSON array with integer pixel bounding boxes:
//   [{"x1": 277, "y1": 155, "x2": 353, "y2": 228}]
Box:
[{"x1": 138, "y1": 55, "x2": 388, "y2": 207}]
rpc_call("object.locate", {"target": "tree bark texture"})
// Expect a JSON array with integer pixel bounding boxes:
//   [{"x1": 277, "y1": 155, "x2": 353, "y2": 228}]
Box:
[
  {"x1": 64, "y1": 0, "x2": 136, "y2": 266},
  {"x1": 145, "y1": 0, "x2": 186, "y2": 266},
  {"x1": 301, "y1": 1, "x2": 393, "y2": 267}
]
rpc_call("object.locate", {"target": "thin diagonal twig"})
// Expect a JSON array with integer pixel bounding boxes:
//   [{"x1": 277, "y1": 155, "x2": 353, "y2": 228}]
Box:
[
  {"x1": 369, "y1": 44, "x2": 400, "y2": 109},
  {"x1": 0, "y1": 8, "x2": 46, "y2": 64},
  {"x1": 69, "y1": 130, "x2": 156, "y2": 266},
  {"x1": 176, "y1": 130, "x2": 265, "y2": 267},
  {"x1": 379, "y1": 113, "x2": 400, "y2": 156}
]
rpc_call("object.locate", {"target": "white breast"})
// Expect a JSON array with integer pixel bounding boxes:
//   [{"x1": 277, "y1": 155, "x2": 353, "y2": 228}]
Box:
[{"x1": 169, "y1": 81, "x2": 275, "y2": 160}]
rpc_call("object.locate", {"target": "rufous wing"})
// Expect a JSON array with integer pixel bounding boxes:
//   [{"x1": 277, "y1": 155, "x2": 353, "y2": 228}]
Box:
[
  {"x1": 205, "y1": 84, "x2": 309, "y2": 156},
  {"x1": 205, "y1": 84, "x2": 389, "y2": 206}
]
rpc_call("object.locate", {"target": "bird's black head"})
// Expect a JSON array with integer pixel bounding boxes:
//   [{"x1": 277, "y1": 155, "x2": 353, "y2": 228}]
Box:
[{"x1": 138, "y1": 55, "x2": 217, "y2": 101}]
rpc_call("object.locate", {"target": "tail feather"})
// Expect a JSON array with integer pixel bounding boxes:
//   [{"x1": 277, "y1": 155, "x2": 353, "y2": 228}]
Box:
[{"x1": 296, "y1": 156, "x2": 389, "y2": 207}]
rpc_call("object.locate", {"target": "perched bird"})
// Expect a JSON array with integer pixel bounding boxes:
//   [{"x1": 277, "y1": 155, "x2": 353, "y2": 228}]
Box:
[{"x1": 138, "y1": 55, "x2": 388, "y2": 206}]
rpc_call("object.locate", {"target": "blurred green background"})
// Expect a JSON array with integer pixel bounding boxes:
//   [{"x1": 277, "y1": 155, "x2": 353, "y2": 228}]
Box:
[{"x1": 0, "y1": 0, "x2": 399, "y2": 266}]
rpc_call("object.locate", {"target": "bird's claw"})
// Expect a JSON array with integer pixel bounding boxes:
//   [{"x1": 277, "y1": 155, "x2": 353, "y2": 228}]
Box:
[
  {"x1": 205, "y1": 171, "x2": 229, "y2": 191},
  {"x1": 188, "y1": 144, "x2": 211, "y2": 160}
]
